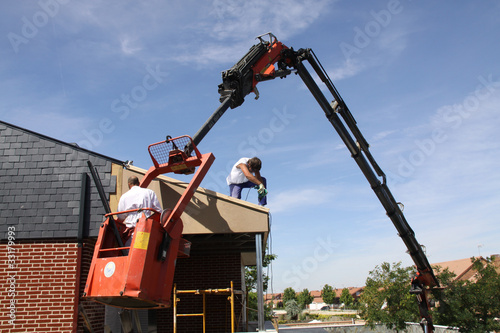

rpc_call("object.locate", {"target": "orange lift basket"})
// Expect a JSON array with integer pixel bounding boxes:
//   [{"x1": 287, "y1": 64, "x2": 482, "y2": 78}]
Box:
[{"x1": 83, "y1": 135, "x2": 215, "y2": 309}]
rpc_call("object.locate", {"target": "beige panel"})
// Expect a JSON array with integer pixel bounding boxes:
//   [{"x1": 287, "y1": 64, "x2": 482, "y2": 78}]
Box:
[
  {"x1": 109, "y1": 163, "x2": 123, "y2": 212},
  {"x1": 120, "y1": 168, "x2": 163, "y2": 198},
  {"x1": 121, "y1": 166, "x2": 270, "y2": 236}
]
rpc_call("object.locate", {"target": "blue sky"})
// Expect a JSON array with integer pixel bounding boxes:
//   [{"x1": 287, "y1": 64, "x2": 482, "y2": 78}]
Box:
[{"x1": 2, "y1": 1, "x2": 499, "y2": 293}]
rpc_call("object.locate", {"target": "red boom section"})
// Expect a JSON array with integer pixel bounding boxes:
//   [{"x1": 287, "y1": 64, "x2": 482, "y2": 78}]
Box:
[{"x1": 251, "y1": 38, "x2": 289, "y2": 90}]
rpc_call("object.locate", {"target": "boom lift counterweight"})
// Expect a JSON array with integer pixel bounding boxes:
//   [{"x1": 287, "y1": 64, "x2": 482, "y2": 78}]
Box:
[{"x1": 193, "y1": 32, "x2": 439, "y2": 332}]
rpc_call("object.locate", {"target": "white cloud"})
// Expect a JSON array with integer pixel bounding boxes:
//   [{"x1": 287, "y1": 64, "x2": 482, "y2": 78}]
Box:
[
  {"x1": 207, "y1": 0, "x2": 331, "y2": 41},
  {"x1": 371, "y1": 129, "x2": 397, "y2": 142},
  {"x1": 333, "y1": 7, "x2": 415, "y2": 80},
  {"x1": 329, "y1": 58, "x2": 365, "y2": 81},
  {"x1": 167, "y1": 41, "x2": 253, "y2": 66},
  {"x1": 51, "y1": 1, "x2": 332, "y2": 67},
  {"x1": 173, "y1": 0, "x2": 332, "y2": 66},
  {"x1": 120, "y1": 36, "x2": 142, "y2": 55}
]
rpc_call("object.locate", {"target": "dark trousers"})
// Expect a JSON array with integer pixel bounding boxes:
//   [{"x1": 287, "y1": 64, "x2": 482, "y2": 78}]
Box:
[{"x1": 229, "y1": 177, "x2": 267, "y2": 206}]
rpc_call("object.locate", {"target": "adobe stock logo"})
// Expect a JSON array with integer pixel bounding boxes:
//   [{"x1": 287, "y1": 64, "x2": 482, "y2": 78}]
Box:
[
  {"x1": 237, "y1": 106, "x2": 296, "y2": 157},
  {"x1": 339, "y1": 0, "x2": 405, "y2": 60},
  {"x1": 202, "y1": 105, "x2": 296, "y2": 194},
  {"x1": 387, "y1": 74, "x2": 500, "y2": 184},
  {"x1": 7, "y1": 0, "x2": 70, "y2": 54},
  {"x1": 77, "y1": 65, "x2": 168, "y2": 151},
  {"x1": 211, "y1": 0, "x2": 241, "y2": 20}
]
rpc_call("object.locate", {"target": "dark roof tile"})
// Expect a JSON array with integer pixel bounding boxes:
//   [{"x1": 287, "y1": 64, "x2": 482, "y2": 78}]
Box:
[
  {"x1": 1, "y1": 120, "x2": 123, "y2": 240},
  {"x1": 42, "y1": 231, "x2": 54, "y2": 238}
]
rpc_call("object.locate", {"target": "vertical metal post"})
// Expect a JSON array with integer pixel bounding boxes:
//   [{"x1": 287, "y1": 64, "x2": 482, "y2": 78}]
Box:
[
  {"x1": 240, "y1": 262, "x2": 248, "y2": 331},
  {"x1": 230, "y1": 281, "x2": 235, "y2": 333},
  {"x1": 173, "y1": 284, "x2": 177, "y2": 333},
  {"x1": 255, "y1": 233, "x2": 265, "y2": 331},
  {"x1": 203, "y1": 294, "x2": 206, "y2": 333}
]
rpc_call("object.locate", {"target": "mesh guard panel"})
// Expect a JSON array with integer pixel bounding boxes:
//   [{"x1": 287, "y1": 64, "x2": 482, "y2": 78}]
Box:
[{"x1": 148, "y1": 136, "x2": 193, "y2": 167}]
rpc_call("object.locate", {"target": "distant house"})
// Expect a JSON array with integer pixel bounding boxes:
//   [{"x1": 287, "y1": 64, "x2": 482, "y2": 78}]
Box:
[
  {"x1": 264, "y1": 292, "x2": 283, "y2": 309},
  {"x1": 309, "y1": 290, "x2": 326, "y2": 310},
  {"x1": 309, "y1": 287, "x2": 364, "y2": 310},
  {"x1": 265, "y1": 287, "x2": 364, "y2": 310},
  {"x1": 432, "y1": 255, "x2": 500, "y2": 282},
  {"x1": 0, "y1": 120, "x2": 270, "y2": 333}
]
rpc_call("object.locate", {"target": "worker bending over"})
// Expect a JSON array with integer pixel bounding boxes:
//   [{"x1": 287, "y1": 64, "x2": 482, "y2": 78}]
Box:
[{"x1": 226, "y1": 157, "x2": 268, "y2": 206}]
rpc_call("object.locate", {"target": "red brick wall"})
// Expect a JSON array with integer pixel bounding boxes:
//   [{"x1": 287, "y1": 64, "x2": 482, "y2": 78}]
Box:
[
  {"x1": 0, "y1": 240, "x2": 77, "y2": 332},
  {"x1": 1, "y1": 239, "x2": 245, "y2": 333},
  {"x1": 157, "y1": 251, "x2": 244, "y2": 333},
  {"x1": 0, "y1": 239, "x2": 104, "y2": 333},
  {"x1": 77, "y1": 239, "x2": 105, "y2": 333}
]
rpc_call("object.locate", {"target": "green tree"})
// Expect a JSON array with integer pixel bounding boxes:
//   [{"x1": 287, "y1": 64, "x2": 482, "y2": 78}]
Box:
[
  {"x1": 245, "y1": 253, "x2": 277, "y2": 321},
  {"x1": 297, "y1": 288, "x2": 314, "y2": 309},
  {"x1": 245, "y1": 253, "x2": 277, "y2": 292},
  {"x1": 285, "y1": 299, "x2": 301, "y2": 320},
  {"x1": 339, "y1": 288, "x2": 354, "y2": 308},
  {"x1": 283, "y1": 287, "x2": 297, "y2": 306},
  {"x1": 247, "y1": 292, "x2": 274, "y2": 321},
  {"x1": 321, "y1": 284, "x2": 336, "y2": 305},
  {"x1": 358, "y1": 261, "x2": 418, "y2": 331},
  {"x1": 432, "y1": 257, "x2": 500, "y2": 333}
]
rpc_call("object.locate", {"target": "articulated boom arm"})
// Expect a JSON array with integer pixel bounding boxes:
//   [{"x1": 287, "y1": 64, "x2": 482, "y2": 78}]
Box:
[
  {"x1": 192, "y1": 33, "x2": 291, "y2": 146},
  {"x1": 193, "y1": 33, "x2": 438, "y2": 332}
]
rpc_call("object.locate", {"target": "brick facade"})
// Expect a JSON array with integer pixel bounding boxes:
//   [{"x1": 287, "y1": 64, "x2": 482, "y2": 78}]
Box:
[
  {"x1": 0, "y1": 240, "x2": 104, "y2": 333},
  {"x1": 78, "y1": 239, "x2": 105, "y2": 333},
  {"x1": 0, "y1": 237, "x2": 247, "y2": 333}
]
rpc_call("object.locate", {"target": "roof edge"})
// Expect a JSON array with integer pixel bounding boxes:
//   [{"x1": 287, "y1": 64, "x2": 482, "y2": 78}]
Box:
[
  {"x1": 126, "y1": 165, "x2": 270, "y2": 213},
  {"x1": 0, "y1": 120, "x2": 124, "y2": 165}
]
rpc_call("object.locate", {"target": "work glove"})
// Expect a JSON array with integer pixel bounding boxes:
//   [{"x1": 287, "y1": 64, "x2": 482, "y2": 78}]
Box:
[
  {"x1": 256, "y1": 183, "x2": 268, "y2": 200},
  {"x1": 256, "y1": 183, "x2": 265, "y2": 194}
]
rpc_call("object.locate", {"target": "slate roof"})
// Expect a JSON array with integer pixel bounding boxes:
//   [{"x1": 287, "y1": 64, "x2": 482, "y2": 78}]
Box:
[{"x1": 0, "y1": 121, "x2": 123, "y2": 240}]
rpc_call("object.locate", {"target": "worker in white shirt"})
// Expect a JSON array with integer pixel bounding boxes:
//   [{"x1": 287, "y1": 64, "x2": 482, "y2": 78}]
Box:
[
  {"x1": 117, "y1": 176, "x2": 162, "y2": 244},
  {"x1": 226, "y1": 157, "x2": 267, "y2": 206}
]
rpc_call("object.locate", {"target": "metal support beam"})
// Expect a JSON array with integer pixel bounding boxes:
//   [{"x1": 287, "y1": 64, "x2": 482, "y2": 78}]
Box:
[
  {"x1": 192, "y1": 96, "x2": 232, "y2": 147},
  {"x1": 255, "y1": 233, "x2": 264, "y2": 331}
]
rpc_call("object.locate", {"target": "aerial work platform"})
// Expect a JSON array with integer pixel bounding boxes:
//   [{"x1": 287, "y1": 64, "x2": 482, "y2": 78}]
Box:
[
  {"x1": 83, "y1": 210, "x2": 192, "y2": 308},
  {"x1": 83, "y1": 135, "x2": 214, "y2": 309}
]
